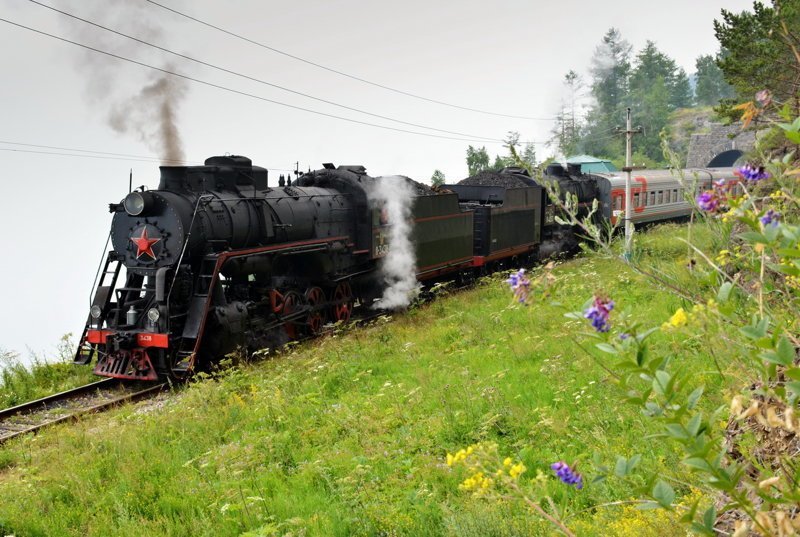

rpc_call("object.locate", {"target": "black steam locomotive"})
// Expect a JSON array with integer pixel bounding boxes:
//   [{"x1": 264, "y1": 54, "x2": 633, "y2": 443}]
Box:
[{"x1": 76, "y1": 155, "x2": 737, "y2": 380}]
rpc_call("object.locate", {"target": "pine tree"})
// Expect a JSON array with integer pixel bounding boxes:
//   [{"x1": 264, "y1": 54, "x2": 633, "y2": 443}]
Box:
[
  {"x1": 582, "y1": 28, "x2": 631, "y2": 158},
  {"x1": 714, "y1": 1, "x2": 800, "y2": 104},
  {"x1": 694, "y1": 53, "x2": 734, "y2": 106},
  {"x1": 551, "y1": 71, "x2": 584, "y2": 156}
]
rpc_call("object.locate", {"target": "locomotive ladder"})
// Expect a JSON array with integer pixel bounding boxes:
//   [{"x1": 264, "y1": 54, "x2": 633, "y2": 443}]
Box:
[
  {"x1": 74, "y1": 253, "x2": 123, "y2": 365},
  {"x1": 172, "y1": 254, "x2": 219, "y2": 376}
]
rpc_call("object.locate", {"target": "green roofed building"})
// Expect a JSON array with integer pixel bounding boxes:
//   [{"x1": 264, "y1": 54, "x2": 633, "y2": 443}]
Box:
[{"x1": 566, "y1": 155, "x2": 618, "y2": 174}]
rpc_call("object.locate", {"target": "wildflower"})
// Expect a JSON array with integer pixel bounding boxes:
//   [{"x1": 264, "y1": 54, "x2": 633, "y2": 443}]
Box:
[
  {"x1": 509, "y1": 462, "x2": 527, "y2": 479},
  {"x1": 619, "y1": 333, "x2": 630, "y2": 340},
  {"x1": 446, "y1": 448, "x2": 470, "y2": 466},
  {"x1": 760, "y1": 209, "x2": 780, "y2": 227},
  {"x1": 550, "y1": 461, "x2": 583, "y2": 489},
  {"x1": 459, "y1": 471, "x2": 493, "y2": 491},
  {"x1": 663, "y1": 308, "x2": 688, "y2": 329},
  {"x1": 584, "y1": 296, "x2": 614, "y2": 333},
  {"x1": 506, "y1": 269, "x2": 531, "y2": 304},
  {"x1": 714, "y1": 178, "x2": 726, "y2": 188},
  {"x1": 696, "y1": 191, "x2": 719, "y2": 212},
  {"x1": 755, "y1": 89, "x2": 772, "y2": 107},
  {"x1": 737, "y1": 163, "x2": 770, "y2": 182}
]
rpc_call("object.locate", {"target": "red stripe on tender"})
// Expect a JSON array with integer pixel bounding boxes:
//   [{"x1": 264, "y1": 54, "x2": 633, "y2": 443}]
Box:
[
  {"x1": 472, "y1": 243, "x2": 537, "y2": 266},
  {"x1": 416, "y1": 256, "x2": 473, "y2": 273}
]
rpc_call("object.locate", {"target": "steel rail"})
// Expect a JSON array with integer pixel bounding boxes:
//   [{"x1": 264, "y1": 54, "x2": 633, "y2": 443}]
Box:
[{"x1": 0, "y1": 380, "x2": 167, "y2": 444}]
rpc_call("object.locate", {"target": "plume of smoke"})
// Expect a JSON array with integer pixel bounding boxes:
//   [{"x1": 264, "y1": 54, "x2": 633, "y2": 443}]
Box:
[
  {"x1": 108, "y1": 72, "x2": 187, "y2": 163},
  {"x1": 368, "y1": 176, "x2": 419, "y2": 310},
  {"x1": 60, "y1": 0, "x2": 188, "y2": 164}
]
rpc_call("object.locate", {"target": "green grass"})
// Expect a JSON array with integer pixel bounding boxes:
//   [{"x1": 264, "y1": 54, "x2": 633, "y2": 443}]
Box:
[
  {"x1": 0, "y1": 222, "x2": 735, "y2": 536},
  {"x1": 0, "y1": 336, "x2": 98, "y2": 409}
]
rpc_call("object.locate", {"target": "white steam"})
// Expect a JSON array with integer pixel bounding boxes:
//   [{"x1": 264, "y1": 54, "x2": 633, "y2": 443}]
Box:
[{"x1": 369, "y1": 176, "x2": 419, "y2": 310}]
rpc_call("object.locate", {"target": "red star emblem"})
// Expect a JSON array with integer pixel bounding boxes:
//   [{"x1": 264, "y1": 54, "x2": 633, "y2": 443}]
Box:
[{"x1": 130, "y1": 227, "x2": 161, "y2": 260}]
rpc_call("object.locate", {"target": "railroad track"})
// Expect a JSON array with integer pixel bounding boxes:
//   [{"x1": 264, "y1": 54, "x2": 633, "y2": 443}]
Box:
[
  {"x1": 0, "y1": 378, "x2": 167, "y2": 445},
  {"x1": 0, "y1": 283, "x2": 467, "y2": 444}
]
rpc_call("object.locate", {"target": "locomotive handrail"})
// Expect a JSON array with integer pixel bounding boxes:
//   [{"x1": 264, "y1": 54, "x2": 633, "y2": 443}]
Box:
[
  {"x1": 88, "y1": 231, "x2": 112, "y2": 307},
  {"x1": 166, "y1": 194, "x2": 214, "y2": 311}
]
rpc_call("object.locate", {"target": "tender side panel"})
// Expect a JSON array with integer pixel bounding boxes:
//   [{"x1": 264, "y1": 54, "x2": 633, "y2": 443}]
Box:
[
  {"x1": 412, "y1": 193, "x2": 474, "y2": 278},
  {"x1": 486, "y1": 187, "x2": 542, "y2": 256}
]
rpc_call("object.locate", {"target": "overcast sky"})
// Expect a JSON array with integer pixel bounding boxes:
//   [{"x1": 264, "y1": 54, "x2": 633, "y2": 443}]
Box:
[{"x1": 0, "y1": 0, "x2": 754, "y2": 361}]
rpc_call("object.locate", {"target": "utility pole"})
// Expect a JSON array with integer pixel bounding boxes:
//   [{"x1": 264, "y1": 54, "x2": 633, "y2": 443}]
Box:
[{"x1": 616, "y1": 108, "x2": 643, "y2": 261}]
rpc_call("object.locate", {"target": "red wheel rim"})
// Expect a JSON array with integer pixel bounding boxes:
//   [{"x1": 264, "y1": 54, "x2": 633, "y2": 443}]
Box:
[
  {"x1": 332, "y1": 282, "x2": 352, "y2": 322},
  {"x1": 282, "y1": 291, "x2": 301, "y2": 338},
  {"x1": 305, "y1": 286, "x2": 326, "y2": 334}
]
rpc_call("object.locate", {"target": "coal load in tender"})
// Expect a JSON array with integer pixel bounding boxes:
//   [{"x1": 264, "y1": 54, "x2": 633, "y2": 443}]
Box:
[
  {"x1": 457, "y1": 170, "x2": 536, "y2": 188},
  {"x1": 400, "y1": 176, "x2": 437, "y2": 196}
]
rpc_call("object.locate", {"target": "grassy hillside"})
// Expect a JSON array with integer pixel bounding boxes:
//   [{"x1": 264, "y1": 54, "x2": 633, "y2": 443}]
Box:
[{"x1": 0, "y1": 223, "x2": 730, "y2": 536}]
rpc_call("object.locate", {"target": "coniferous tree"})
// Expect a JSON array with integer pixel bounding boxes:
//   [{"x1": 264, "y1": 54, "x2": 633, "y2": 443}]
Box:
[
  {"x1": 714, "y1": 1, "x2": 800, "y2": 105},
  {"x1": 582, "y1": 28, "x2": 631, "y2": 158},
  {"x1": 551, "y1": 71, "x2": 584, "y2": 156},
  {"x1": 521, "y1": 144, "x2": 537, "y2": 168},
  {"x1": 671, "y1": 68, "x2": 694, "y2": 109},
  {"x1": 694, "y1": 53, "x2": 734, "y2": 105}
]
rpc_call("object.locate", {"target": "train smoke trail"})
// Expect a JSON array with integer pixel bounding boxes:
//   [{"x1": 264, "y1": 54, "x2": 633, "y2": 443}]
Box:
[
  {"x1": 60, "y1": 0, "x2": 188, "y2": 164},
  {"x1": 369, "y1": 176, "x2": 419, "y2": 309},
  {"x1": 108, "y1": 72, "x2": 187, "y2": 163}
]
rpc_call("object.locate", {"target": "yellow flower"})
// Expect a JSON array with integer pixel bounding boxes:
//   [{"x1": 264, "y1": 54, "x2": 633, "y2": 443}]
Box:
[
  {"x1": 662, "y1": 308, "x2": 688, "y2": 330},
  {"x1": 509, "y1": 462, "x2": 527, "y2": 479},
  {"x1": 503, "y1": 457, "x2": 512, "y2": 467},
  {"x1": 446, "y1": 453, "x2": 455, "y2": 466}
]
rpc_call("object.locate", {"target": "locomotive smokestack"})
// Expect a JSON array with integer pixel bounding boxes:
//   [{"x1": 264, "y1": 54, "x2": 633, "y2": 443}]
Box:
[{"x1": 158, "y1": 165, "x2": 188, "y2": 191}]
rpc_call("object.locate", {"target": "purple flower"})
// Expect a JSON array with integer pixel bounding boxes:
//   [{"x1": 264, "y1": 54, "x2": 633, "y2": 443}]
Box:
[
  {"x1": 584, "y1": 296, "x2": 614, "y2": 333},
  {"x1": 506, "y1": 269, "x2": 531, "y2": 304},
  {"x1": 760, "y1": 209, "x2": 780, "y2": 227},
  {"x1": 737, "y1": 164, "x2": 770, "y2": 182},
  {"x1": 619, "y1": 333, "x2": 630, "y2": 341},
  {"x1": 551, "y1": 461, "x2": 583, "y2": 489},
  {"x1": 696, "y1": 191, "x2": 719, "y2": 212}
]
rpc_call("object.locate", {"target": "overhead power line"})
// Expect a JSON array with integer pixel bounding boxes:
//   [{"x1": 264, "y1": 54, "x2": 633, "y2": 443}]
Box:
[
  {"x1": 0, "y1": 18, "x2": 518, "y2": 144},
  {"x1": 0, "y1": 142, "x2": 296, "y2": 171},
  {"x1": 143, "y1": 0, "x2": 555, "y2": 121},
  {"x1": 28, "y1": 0, "x2": 503, "y2": 143}
]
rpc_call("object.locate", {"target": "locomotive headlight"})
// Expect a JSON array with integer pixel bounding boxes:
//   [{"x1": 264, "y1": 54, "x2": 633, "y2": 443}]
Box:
[
  {"x1": 147, "y1": 308, "x2": 160, "y2": 323},
  {"x1": 123, "y1": 191, "x2": 153, "y2": 216},
  {"x1": 90, "y1": 305, "x2": 102, "y2": 319}
]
